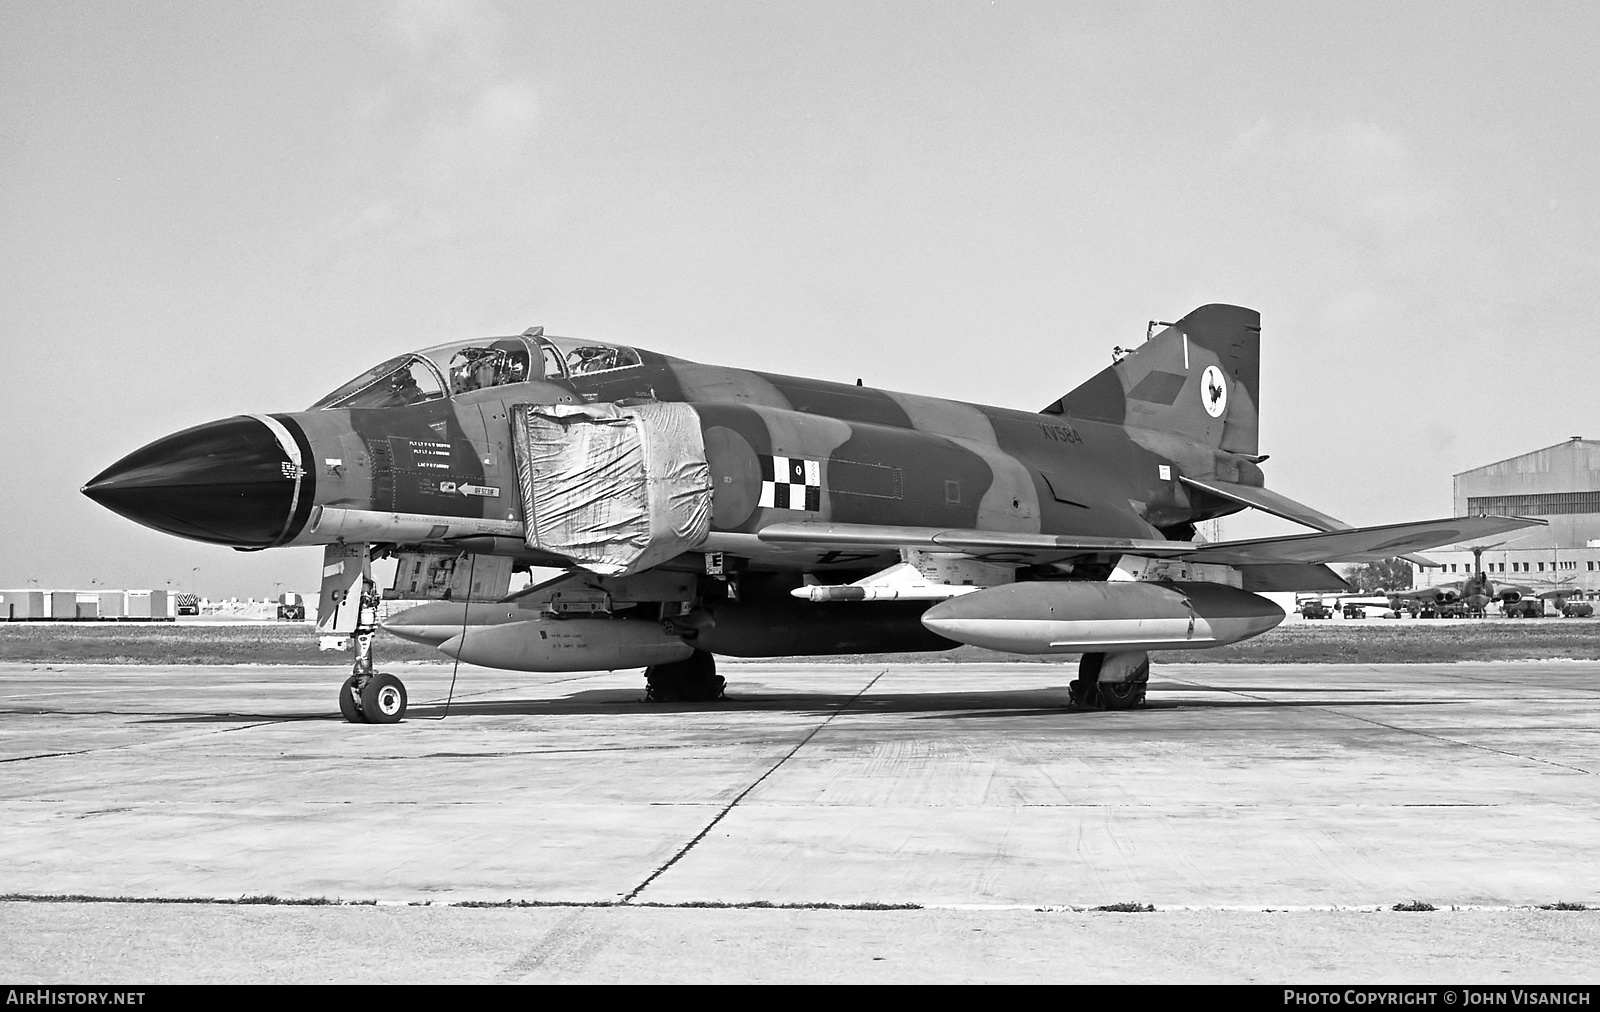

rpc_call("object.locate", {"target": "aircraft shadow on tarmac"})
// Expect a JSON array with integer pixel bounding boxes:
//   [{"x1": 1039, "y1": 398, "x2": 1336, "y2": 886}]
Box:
[
  {"x1": 131, "y1": 711, "x2": 352, "y2": 725},
  {"x1": 126, "y1": 684, "x2": 1465, "y2": 724},
  {"x1": 400, "y1": 685, "x2": 1466, "y2": 721}
]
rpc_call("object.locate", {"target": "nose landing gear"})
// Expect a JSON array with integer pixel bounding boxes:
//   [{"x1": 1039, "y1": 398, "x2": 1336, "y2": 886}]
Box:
[{"x1": 334, "y1": 563, "x2": 408, "y2": 724}]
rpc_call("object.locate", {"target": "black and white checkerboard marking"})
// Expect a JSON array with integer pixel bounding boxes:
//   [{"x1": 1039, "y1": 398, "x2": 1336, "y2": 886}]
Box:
[{"x1": 759, "y1": 454, "x2": 821, "y2": 511}]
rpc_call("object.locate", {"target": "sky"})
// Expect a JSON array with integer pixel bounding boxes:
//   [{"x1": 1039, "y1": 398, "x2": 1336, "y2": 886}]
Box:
[{"x1": 3, "y1": 1, "x2": 1597, "y2": 598}]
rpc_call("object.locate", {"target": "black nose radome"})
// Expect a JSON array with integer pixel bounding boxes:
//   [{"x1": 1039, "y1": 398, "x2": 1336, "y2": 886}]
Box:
[{"x1": 82, "y1": 414, "x2": 313, "y2": 549}]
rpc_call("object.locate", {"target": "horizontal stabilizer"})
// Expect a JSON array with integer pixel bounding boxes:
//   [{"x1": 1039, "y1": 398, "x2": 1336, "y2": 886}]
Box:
[
  {"x1": 1180, "y1": 476, "x2": 1350, "y2": 532},
  {"x1": 1182, "y1": 476, "x2": 1444, "y2": 567},
  {"x1": 1184, "y1": 515, "x2": 1542, "y2": 565},
  {"x1": 758, "y1": 514, "x2": 1543, "y2": 568}
]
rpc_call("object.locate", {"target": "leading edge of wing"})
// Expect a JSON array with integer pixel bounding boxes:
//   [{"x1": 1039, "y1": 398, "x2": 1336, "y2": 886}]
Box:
[
  {"x1": 756, "y1": 515, "x2": 1545, "y2": 566},
  {"x1": 754, "y1": 522, "x2": 1187, "y2": 562}
]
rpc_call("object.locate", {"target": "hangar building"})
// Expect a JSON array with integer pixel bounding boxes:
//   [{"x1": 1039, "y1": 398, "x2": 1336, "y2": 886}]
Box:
[{"x1": 1413, "y1": 436, "x2": 1600, "y2": 598}]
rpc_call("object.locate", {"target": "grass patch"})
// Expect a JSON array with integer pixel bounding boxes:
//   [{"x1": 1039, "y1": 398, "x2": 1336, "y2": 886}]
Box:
[
  {"x1": 1392, "y1": 900, "x2": 1436, "y2": 912},
  {"x1": 454, "y1": 899, "x2": 615, "y2": 908},
  {"x1": 637, "y1": 900, "x2": 921, "y2": 910},
  {"x1": 453, "y1": 899, "x2": 922, "y2": 910},
  {"x1": 234, "y1": 895, "x2": 368, "y2": 906},
  {"x1": 1092, "y1": 902, "x2": 1155, "y2": 912},
  {"x1": 0, "y1": 623, "x2": 446, "y2": 665},
  {"x1": 5, "y1": 616, "x2": 1600, "y2": 666},
  {"x1": 1538, "y1": 901, "x2": 1589, "y2": 911},
  {"x1": 0, "y1": 892, "x2": 374, "y2": 906}
]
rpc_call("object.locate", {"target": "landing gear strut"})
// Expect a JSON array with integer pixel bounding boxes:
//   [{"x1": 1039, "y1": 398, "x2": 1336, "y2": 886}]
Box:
[
  {"x1": 1069, "y1": 651, "x2": 1150, "y2": 710},
  {"x1": 337, "y1": 570, "x2": 408, "y2": 724},
  {"x1": 644, "y1": 650, "x2": 725, "y2": 703}
]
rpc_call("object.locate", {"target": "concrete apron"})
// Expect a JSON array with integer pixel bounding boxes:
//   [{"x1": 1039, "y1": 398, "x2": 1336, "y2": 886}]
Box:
[{"x1": 1, "y1": 660, "x2": 1597, "y2": 910}]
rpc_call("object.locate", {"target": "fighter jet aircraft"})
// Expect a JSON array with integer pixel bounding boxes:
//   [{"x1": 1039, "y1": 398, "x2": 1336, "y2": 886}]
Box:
[{"x1": 82, "y1": 304, "x2": 1541, "y2": 723}]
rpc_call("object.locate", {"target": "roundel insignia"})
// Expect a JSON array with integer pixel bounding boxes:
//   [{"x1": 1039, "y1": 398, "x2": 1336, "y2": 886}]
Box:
[{"x1": 1200, "y1": 365, "x2": 1228, "y2": 418}]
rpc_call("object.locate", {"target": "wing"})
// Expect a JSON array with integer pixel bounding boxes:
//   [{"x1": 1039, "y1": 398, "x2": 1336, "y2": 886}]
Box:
[
  {"x1": 1535, "y1": 587, "x2": 1581, "y2": 600},
  {"x1": 757, "y1": 514, "x2": 1544, "y2": 567},
  {"x1": 1380, "y1": 584, "x2": 1458, "y2": 603},
  {"x1": 1185, "y1": 516, "x2": 1540, "y2": 565}
]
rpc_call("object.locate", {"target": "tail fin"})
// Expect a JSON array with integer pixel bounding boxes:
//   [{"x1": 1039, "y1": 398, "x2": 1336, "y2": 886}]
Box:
[{"x1": 1042, "y1": 304, "x2": 1260, "y2": 457}]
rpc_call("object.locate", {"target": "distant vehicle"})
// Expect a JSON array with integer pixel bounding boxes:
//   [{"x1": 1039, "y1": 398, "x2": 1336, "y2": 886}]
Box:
[
  {"x1": 1561, "y1": 601, "x2": 1594, "y2": 618},
  {"x1": 1329, "y1": 595, "x2": 1398, "y2": 619},
  {"x1": 174, "y1": 593, "x2": 199, "y2": 616},
  {"x1": 1503, "y1": 599, "x2": 1544, "y2": 618},
  {"x1": 276, "y1": 592, "x2": 306, "y2": 622},
  {"x1": 1297, "y1": 599, "x2": 1333, "y2": 619}
]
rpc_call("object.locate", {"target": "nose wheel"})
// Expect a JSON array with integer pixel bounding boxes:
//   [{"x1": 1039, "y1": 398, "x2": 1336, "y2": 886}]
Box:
[
  {"x1": 338, "y1": 674, "x2": 366, "y2": 723},
  {"x1": 338, "y1": 672, "x2": 409, "y2": 723},
  {"x1": 362, "y1": 672, "x2": 408, "y2": 723}
]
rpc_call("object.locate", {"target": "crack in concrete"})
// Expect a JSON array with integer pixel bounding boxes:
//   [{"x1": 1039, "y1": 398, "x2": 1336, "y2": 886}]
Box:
[{"x1": 619, "y1": 669, "x2": 888, "y2": 904}]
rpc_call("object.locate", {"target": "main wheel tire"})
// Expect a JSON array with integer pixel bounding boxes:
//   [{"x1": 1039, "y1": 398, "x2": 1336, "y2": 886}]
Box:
[
  {"x1": 339, "y1": 674, "x2": 368, "y2": 723},
  {"x1": 360, "y1": 672, "x2": 407, "y2": 724},
  {"x1": 645, "y1": 651, "x2": 725, "y2": 703},
  {"x1": 682, "y1": 650, "x2": 725, "y2": 701},
  {"x1": 1069, "y1": 653, "x2": 1104, "y2": 709},
  {"x1": 1099, "y1": 680, "x2": 1146, "y2": 710}
]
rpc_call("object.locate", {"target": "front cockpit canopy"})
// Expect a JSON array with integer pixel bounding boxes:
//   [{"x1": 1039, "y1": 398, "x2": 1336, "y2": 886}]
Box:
[{"x1": 309, "y1": 329, "x2": 643, "y2": 410}]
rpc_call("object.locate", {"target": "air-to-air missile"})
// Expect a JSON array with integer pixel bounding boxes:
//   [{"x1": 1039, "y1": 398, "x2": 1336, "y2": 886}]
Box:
[{"x1": 83, "y1": 305, "x2": 1541, "y2": 722}]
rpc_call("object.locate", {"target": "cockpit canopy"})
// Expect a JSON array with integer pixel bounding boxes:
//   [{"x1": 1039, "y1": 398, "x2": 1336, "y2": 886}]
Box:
[{"x1": 309, "y1": 329, "x2": 643, "y2": 410}]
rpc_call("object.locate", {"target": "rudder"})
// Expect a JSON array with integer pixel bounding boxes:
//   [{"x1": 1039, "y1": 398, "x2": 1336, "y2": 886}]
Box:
[{"x1": 1042, "y1": 304, "x2": 1260, "y2": 457}]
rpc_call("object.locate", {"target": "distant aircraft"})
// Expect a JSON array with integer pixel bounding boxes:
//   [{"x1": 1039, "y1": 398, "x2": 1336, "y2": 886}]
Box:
[
  {"x1": 82, "y1": 304, "x2": 1541, "y2": 723},
  {"x1": 1377, "y1": 544, "x2": 1576, "y2": 617}
]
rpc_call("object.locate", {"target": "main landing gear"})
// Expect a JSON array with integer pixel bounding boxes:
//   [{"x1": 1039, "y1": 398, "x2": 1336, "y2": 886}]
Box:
[
  {"x1": 1069, "y1": 650, "x2": 1150, "y2": 711},
  {"x1": 644, "y1": 649, "x2": 725, "y2": 703}
]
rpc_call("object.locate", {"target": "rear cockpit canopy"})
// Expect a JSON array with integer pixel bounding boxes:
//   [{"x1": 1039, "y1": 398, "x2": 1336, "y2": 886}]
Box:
[{"x1": 309, "y1": 329, "x2": 643, "y2": 410}]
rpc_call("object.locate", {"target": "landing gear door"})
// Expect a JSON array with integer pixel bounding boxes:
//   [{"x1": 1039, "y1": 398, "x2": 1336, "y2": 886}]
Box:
[
  {"x1": 316, "y1": 542, "x2": 368, "y2": 641},
  {"x1": 510, "y1": 402, "x2": 713, "y2": 576}
]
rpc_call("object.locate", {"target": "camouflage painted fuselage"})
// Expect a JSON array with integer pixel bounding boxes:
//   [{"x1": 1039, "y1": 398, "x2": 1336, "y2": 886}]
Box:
[{"x1": 277, "y1": 305, "x2": 1263, "y2": 575}]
